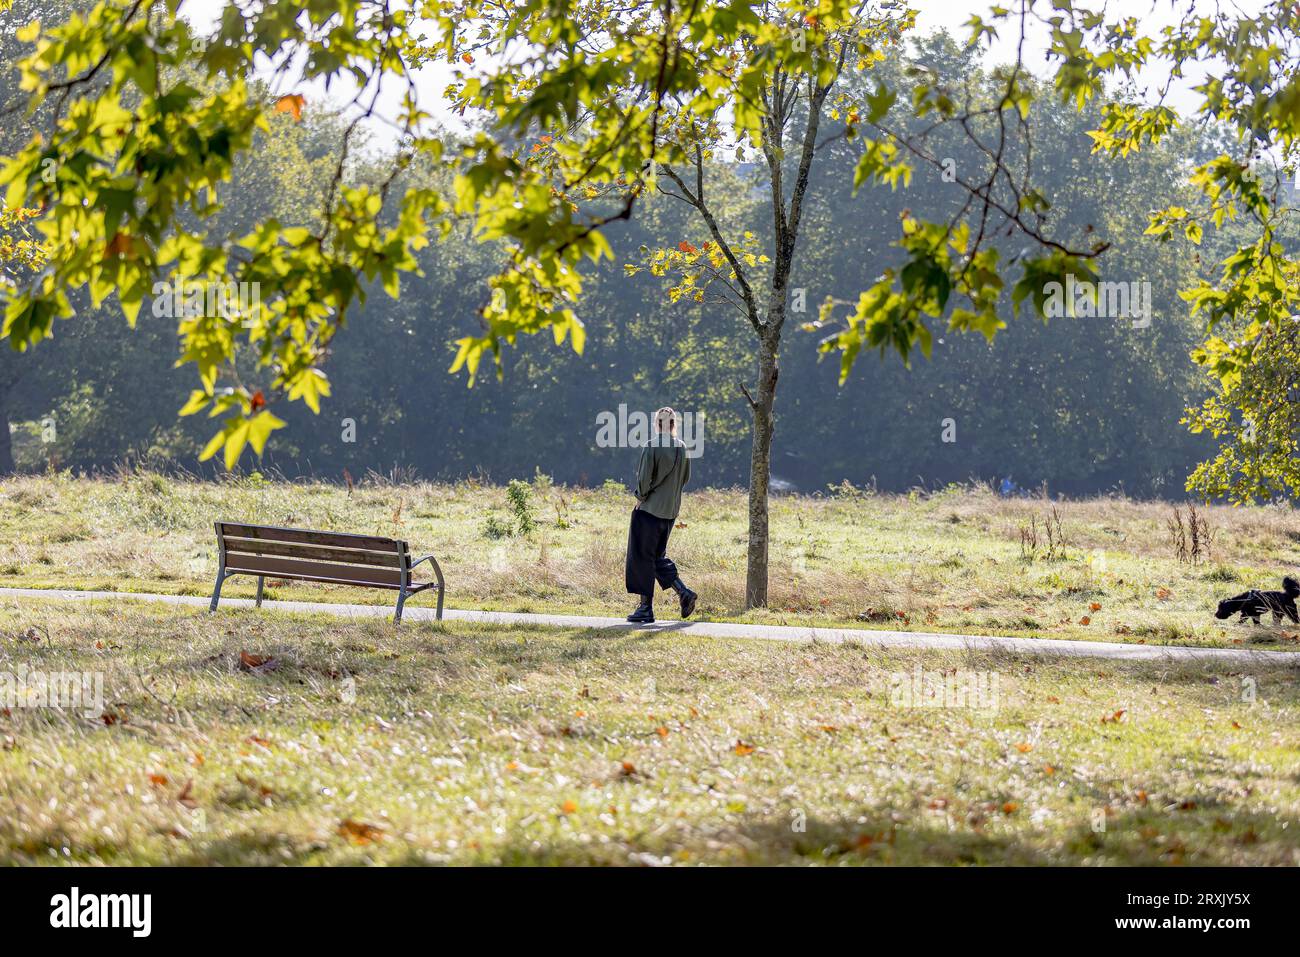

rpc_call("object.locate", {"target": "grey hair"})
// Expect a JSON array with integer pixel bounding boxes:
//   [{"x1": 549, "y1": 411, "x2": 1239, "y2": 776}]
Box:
[{"x1": 654, "y1": 406, "x2": 678, "y2": 433}]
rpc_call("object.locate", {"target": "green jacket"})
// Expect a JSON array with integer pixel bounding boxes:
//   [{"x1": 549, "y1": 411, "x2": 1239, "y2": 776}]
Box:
[{"x1": 635, "y1": 435, "x2": 691, "y2": 520}]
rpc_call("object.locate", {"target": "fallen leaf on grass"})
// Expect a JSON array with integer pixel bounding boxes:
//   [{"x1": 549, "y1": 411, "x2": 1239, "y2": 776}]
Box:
[
  {"x1": 1155, "y1": 588, "x2": 1172, "y2": 601},
  {"x1": 337, "y1": 819, "x2": 384, "y2": 845},
  {"x1": 1001, "y1": 802, "x2": 1019, "y2": 814},
  {"x1": 148, "y1": 773, "x2": 168, "y2": 787},
  {"x1": 733, "y1": 741, "x2": 755, "y2": 756},
  {"x1": 1079, "y1": 616, "x2": 1091, "y2": 626},
  {"x1": 176, "y1": 779, "x2": 197, "y2": 809},
  {"x1": 239, "y1": 650, "x2": 278, "y2": 672},
  {"x1": 1015, "y1": 742, "x2": 1033, "y2": 753},
  {"x1": 560, "y1": 800, "x2": 578, "y2": 815},
  {"x1": 1101, "y1": 709, "x2": 1127, "y2": 724},
  {"x1": 1089, "y1": 602, "x2": 1102, "y2": 612},
  {"x1": 236, "y1": 775, "x2": 275, "y2": 799}
]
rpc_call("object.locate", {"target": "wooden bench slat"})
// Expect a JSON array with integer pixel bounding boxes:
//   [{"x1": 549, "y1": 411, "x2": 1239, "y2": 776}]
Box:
[
  {"x1": 218, "y1": 522, "x2": 402, "y2": 552},
  {"x1": 224, "y1": 554, "x2": 405, "y2": 588},
  {"x1": 222, "y1": 537, "x2": 404, "y2": 567}
]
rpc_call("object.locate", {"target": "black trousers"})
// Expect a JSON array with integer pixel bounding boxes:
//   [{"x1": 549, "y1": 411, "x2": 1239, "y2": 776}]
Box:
[{"x1": 625, "y1": 508, "x2": 678, "y2": 597}]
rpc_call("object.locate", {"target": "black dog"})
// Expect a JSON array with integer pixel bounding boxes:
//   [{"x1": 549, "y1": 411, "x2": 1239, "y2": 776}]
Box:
[{"x1": 1215, "y1": 576, "x2": 1300, "y2": 625}]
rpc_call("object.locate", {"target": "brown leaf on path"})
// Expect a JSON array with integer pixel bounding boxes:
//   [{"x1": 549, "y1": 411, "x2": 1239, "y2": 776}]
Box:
[{"x1": 337, "y1": 819, "x2": 384, "y2": 845}]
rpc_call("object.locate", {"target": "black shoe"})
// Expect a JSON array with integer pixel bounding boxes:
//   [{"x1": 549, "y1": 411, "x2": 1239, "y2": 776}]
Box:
[
  {"x1": 671, "y1": 578, "x2": 698, "y2": 618},
  {"x1": 627, "y1": 599, "x2": 655, "y2": 624}
]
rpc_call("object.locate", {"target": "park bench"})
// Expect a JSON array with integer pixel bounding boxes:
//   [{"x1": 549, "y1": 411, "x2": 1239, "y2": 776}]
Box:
[{"x1": 209, "y1": 522, "x2": 444, "y2": 622}]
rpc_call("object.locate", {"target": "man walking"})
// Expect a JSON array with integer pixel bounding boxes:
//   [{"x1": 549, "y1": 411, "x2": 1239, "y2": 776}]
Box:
[{"x1": 625, "y1": 406, "x2": 698, "y2": 624}]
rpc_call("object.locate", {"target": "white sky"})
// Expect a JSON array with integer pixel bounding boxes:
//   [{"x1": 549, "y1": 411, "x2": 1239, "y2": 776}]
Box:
[{"x1": 178, "y1": 0, "x2": 1263, "y2": 147}]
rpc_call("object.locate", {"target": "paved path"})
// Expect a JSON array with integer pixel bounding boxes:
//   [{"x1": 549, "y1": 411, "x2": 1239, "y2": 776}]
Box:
[{"x1": 2, "y1": 586, "x2": 1296, "y2": 667}]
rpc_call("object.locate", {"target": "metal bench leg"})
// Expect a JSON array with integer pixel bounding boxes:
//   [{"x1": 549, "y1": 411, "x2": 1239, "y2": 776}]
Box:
[
  {"x1": 255, "y1": 576, "x2": 265, "y2": 608},
  {"x1": 394, "y1": 590, "x2": 407, "y2": 624},
  {"x1": 209, "y1": 565, "x2": 227, "y2": 613}
]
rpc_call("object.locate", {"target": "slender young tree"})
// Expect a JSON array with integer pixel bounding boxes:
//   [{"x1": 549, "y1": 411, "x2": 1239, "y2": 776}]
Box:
[{"x1": 630, "y1": 7, "x2": 910, "y2": 606}]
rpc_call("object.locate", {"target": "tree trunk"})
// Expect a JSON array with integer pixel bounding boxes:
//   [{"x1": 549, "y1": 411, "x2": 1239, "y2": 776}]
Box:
[
  {"x1": 744, "y1": 335, "x2": 779, "y2": 608},
  {"x1": 0, "y1": 388, "x2": 14, "y2": 477}
]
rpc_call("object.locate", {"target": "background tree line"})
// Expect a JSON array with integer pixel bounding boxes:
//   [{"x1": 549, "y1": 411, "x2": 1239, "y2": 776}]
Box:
[{"x1": 0, "y1": 9, "x2": 1237, "y2": 497}]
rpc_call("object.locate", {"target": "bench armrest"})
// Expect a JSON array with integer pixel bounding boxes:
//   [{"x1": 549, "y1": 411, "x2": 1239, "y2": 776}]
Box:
[
  {"x1": 408, "y1": 554, "x2": 445, "y2": 588},
  {"x1": 406, "y1": 553, "x2": 445, "y2": 619}
]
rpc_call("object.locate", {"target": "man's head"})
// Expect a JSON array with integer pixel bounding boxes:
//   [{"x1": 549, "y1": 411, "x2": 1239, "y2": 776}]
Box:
[{"x1": 654, "y1": 406, "x2": 678, "y2": 435}]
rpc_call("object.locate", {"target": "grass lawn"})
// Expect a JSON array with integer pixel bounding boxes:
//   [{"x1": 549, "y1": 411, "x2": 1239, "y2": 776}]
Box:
[
  {"x1": 1, "y1": 597, "x2": 1297, "y2": 865},
  {"x1": 2, "y1": 472, "x2": 1300, "y2": 650}
]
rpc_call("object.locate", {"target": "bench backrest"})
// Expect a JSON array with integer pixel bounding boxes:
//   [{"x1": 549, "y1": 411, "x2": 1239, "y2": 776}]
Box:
[{"x1": 216, "y1": 522, "x2": 410, "y2": 589}]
